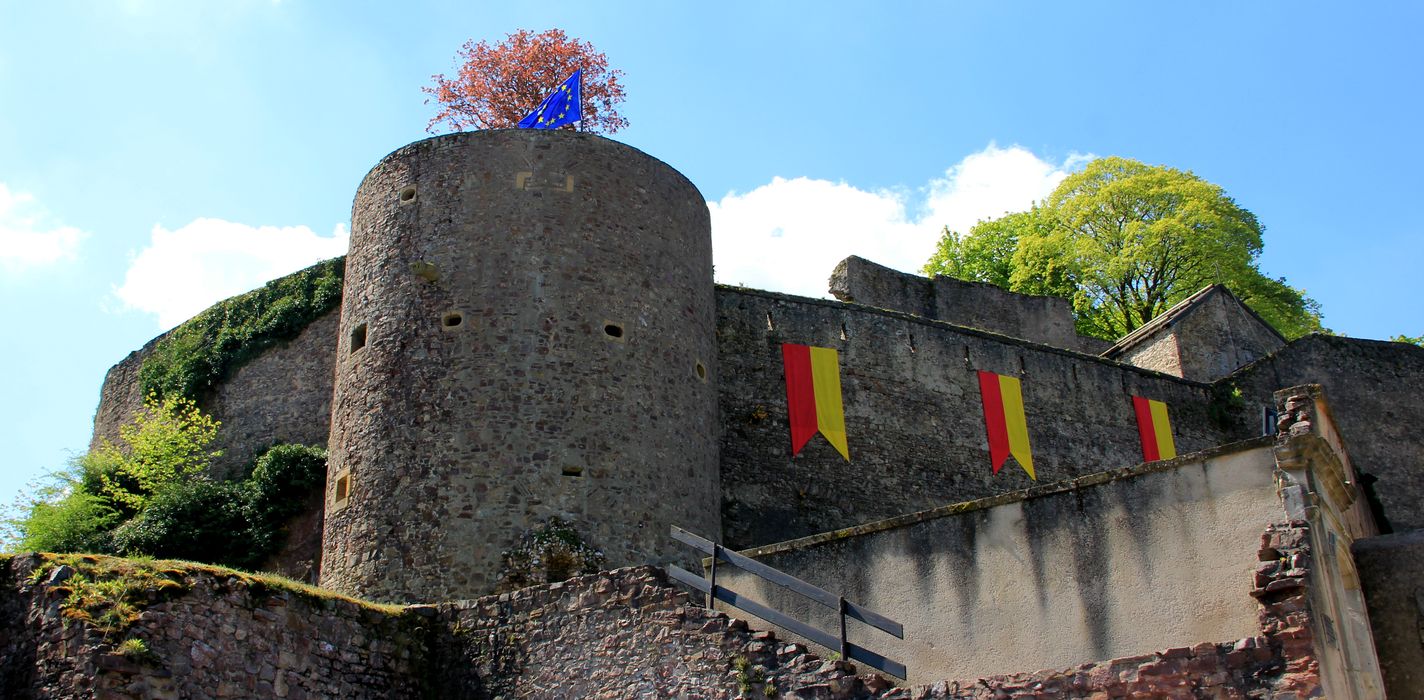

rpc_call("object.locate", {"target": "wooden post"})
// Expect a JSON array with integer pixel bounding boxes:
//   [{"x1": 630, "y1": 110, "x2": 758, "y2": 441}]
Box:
[{"x1": 708, "y1": 543, "x2": 719, "y2": 610}]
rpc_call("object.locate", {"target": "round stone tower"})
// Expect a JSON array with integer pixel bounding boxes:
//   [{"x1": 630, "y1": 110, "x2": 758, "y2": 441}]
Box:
[{"x1": 320, "y1": 130, "x2": 720, "y2": 603}]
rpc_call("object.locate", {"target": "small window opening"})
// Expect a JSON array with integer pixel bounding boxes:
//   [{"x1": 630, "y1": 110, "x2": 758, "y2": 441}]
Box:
[
  {"x1": 442, "y1": 312, "x2": 463, "y2": 329},
  {"x1": 695, "y1": 360, "x2": 708, "y2": 382},
  {"x1": 332, "y1": 469, "x2": 351, "y2": 510},
  {"x1": 398, "y1": 186, "x2": 417, "y2": 204},
  {"x1": 562, "y1": 465, "x2": 584, "y2": 477},
  {"x1": 603, "y1": 322, "x2": 624, "y2": 340},
  {"x1": 766, "y1": 312, "x2": 776, "y2": 331},
  {"x1": 840, "y1": 323, "x2": 849, "y2": 341},
  {"x1": 350, "y1": 324, "x2": 368, "y2": 354}
]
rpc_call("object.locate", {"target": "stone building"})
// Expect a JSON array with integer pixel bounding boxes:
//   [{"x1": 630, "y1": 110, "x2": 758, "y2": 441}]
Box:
[{"x1": 25, "y1": 129, "x2": 1424, "y2": 697}]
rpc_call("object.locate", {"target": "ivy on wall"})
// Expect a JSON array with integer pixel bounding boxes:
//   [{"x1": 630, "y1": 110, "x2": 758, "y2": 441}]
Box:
[{"x1": 138, "y1": 256, "x2": 345, "y2": 402}]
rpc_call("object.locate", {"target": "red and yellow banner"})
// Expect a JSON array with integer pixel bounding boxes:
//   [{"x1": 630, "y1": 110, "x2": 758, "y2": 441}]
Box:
[
  {"x1": 977, "y1": 371, "x2": 1035, "y2": 479},
  {"x1": 782, "y1": 344, "x2": 850, "y2": 460},
  {"x1": 1132, "y1": 396, "x2": 1176, "y2": 462}
]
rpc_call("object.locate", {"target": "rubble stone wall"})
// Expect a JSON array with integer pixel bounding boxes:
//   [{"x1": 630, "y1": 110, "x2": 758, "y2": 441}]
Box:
[
  {"x1": 1226, "y1": 334, "x2": 1424, "y2": 531},
  {"x1": 717, "y1": 286, "x2": 1233, "y2": 549}
]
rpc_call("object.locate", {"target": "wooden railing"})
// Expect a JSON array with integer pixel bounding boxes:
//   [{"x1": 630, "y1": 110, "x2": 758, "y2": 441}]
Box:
[{"x1": 666, "y1": 526, "x2": 907, "y2": 679}]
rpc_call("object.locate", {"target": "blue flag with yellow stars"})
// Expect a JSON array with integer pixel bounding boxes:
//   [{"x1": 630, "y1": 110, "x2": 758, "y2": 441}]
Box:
[{"x1": 517, "y1": 70, "x2": 581, "y2": 130}]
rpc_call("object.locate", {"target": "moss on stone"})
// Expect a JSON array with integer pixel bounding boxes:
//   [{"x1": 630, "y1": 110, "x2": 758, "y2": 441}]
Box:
[{"x1": 138, "y1": 257, "x2": 345, "y2": 402}]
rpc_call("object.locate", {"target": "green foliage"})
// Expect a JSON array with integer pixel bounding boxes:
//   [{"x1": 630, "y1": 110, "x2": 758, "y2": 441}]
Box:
[
  {"x1": 139, "y1": 256, "x2": 344, "y2": 402},
  {"x1": 4, "y1": 394, "x2": 325, "y2": 571},
  {"x1": 111, "y1": 479, "x2": 260, "y2": 568},
  {"x1": 924, "y1": 157, "x2": 1325, "y2": 340},
  {"x1": 39, "y1": 554, "x2": 188, "y2": 637},
  {"x1": 1392, "y1": 334, "x2": 1423, "y2": 347},
  {"x1": 88, "y1": 393, "x2": 221, "y2": 511},
  {"x1": 244, "y1": 444, "x2": 328, "y2": 557},
  {"x1": 5, "y1": 469, "x2": 120, "y2": 555},
  {"x1": 115, "y1": 637, "x2": 160, "y2": 664}
]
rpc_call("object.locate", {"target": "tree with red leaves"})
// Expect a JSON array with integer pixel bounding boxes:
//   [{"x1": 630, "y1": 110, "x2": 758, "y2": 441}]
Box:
[{"x1": 423, "y1": 29, "x2": 629, "y2": 134}]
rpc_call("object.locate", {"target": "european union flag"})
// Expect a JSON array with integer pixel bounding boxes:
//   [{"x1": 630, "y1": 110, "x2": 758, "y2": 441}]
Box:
[{"x1": 517, "y1": 70, "x2": 581, "y2": 130}]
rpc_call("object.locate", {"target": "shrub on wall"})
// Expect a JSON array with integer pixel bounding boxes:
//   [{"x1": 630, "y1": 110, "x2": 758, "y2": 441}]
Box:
[
  {"x1": 111, "y1": 479, "x2": 260, "y2": 567},
  {"x1": 138, "y1": 256, "x2": 344, "y2": 402}
]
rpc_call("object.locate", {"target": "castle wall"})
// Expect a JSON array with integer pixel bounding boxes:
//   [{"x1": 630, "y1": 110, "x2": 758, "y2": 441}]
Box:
[
  {"x1": 202, "y1": 308, "x2": 338, "y2": 478},
  {"x1": 322, "y1": 130, "x2": 721, "y2": 603},
  {"x1": 1225, "y1": 335, "x2": 1424, "y2": 532},
  {"x1": 717, "y1": 440, "x2": 1285, "y2": 685},
  {"x1": 828, "y1": 255, "x2": 1109, "y2": 354},
  {"x1": 716, "y1": 286, "x2": 1233, "y2": 549},
  {"x1": 89, "y1": 332, "x2": 170, "y2": 455},
  {"x1": 88, "y1": 308, "x2": 338, "y2": 479}
]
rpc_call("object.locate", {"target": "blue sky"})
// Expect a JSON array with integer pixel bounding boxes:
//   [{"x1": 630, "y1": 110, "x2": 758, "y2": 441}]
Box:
[{"x1": 2, "y1": 1, "x2": 1421, "y2": 516}]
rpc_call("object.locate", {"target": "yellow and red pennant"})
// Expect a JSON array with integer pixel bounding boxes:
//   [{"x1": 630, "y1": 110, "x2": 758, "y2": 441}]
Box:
[
  {"x1": 1132, "y1": 396, "x2": 1177, "y2": 462},
  {"x1": 782, "y1": 344, "x2": 850, "y2": 460},
  {"x1": 977, "y1": 371, "x2": 1035, "y2": 479}
]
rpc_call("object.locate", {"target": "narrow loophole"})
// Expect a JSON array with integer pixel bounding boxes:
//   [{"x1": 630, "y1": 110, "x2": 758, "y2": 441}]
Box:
[
  {"x1": 561, "y1": 465, "x2": 584, "y2": 477},
  {"x1": 695, "y1": 360, "x2": 708, "y2": 382},
  {"x1": 840, "y1": 323, "x2": 849, "y2": 341},
  {"x1": 442, "y1": 312, "x2": 463, "y2": 329},
  {"x1": 398, "y1": 186, "x2": 417, "y2": 204},
  {"x1": 603, "y1": 322, "x2": 624, "y2": 340},
  {"x1": 350, "y1": 324, "x2": 367, "y2": 354},
  {"x1": 766, "y1": 312, "x2": 775, "y2": 331}
]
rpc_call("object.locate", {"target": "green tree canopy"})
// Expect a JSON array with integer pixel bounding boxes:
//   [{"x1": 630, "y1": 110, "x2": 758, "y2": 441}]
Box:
[{"x1": 924, "y1": 157, "x2": 1324, "y2": 340}]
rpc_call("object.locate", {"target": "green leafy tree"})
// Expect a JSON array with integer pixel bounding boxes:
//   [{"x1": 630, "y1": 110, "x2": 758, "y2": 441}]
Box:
[
  {"x1": 1392, "y1": 334, "x2": 1423, "y2": 347},
  {"x1": 924, "y1": 157, "x2": 1324, "y2": 340},
  {"x1": 88, "y1": 393, "x2": 221, "y2": 511}
]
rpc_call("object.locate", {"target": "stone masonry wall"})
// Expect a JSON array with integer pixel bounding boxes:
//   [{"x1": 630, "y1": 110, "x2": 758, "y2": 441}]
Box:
[
  {"x1": 1174, "y1": 290, "x2": 1286, "y2": 383},
  {"x1": 828, "y1": 255, "x2": 1107, "y2": 353},
  {"x1": 89, "y1": 331, "x2": 172, "y2": 455},
  {"x1": 1225, "y1": 334, "x2": 1424, "y2": 532},
  {"x1": 88, "y1": 307, "x2": 339, "y2": 480},
  {"x1": 717, "y1": 286, "x2": 1233, "y2": 549},
  {"x1": 1, "y1": 541, "x2": 1331, "y2": 700},
  {"x1": 0, "y1": 554, "x2": 446, "y2": 700},
  {"x1": 1116, "y1": 330, "x2": 1182, "y2": 378},
  {"x1": 202, "y1": 308, "x2": 339, "y2": 478}
]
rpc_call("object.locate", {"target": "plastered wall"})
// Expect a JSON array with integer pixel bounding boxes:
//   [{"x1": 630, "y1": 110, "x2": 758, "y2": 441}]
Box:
[{"x1": 718, "y1": 441, "x2": 1285, "y2": 685}]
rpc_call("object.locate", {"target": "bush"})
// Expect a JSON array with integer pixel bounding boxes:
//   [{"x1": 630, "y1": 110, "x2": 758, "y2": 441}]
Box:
[
  {"x1": 111, "y1": 479, "x2": 259, "y2": 568},
  {"x1": 248, "y1": 444, "x2": 327, "y2": 524},
  {"x1": 5, "y1": 471, "x2": 120, "y2": 554},
  {"x1": 138, "y1": 257, "x2": 344, "y2": 402},
  {"x1": 88, "y1": 393, "x2": 221, "y2": 511}
]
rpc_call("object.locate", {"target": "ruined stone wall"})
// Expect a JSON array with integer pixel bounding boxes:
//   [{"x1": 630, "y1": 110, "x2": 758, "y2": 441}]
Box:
[
  {"x1": 1225, "y1": 334, "x2": 1424, "y2": 532},
  {"x1": 717, "y1": 286, "x2": 1233, "y2": 549},
  {"x1": 0, "y1": 555, "x2": 448, "y2": 700},
  {"x1": 88, "y1": 308, "x2": 338, "y2": 479},
  {"x1": 828, "y1": 255, "x2": 1105, "y2": 352}
]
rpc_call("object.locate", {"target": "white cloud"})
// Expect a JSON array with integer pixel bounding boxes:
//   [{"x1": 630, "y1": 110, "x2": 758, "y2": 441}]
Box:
[
  {"x1": 709, "y1": 144, "x2": 1088, "y2": 298},
  {"x1": 0, "y1": 183, "x2": 87, "y2": 274},
  {"x1": 115, "y1": 218, "x2": 349, "y2": 329}
]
